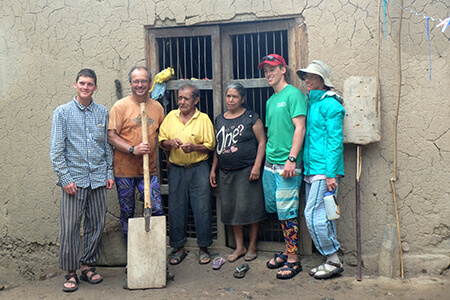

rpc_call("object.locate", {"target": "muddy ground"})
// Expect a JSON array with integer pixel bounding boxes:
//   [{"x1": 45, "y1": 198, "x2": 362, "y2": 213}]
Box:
[{"x1": 1, "y1": 247, "x2": 449, "y2": 300}]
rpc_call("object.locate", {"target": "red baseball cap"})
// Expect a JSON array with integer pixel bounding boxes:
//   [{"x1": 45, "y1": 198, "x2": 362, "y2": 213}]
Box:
[{"x1": 257, "y1": 54, "x2": 286, "y2": 70}]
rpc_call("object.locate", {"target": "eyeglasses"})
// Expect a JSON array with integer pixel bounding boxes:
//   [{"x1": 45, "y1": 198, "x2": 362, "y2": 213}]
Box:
[
  {"x1": 131, "y1": 79, "x2": 150, "y2": 85},
  {"x1": 261, "y1": 55, "x2": 285, "y2": 66},
  {"x1": 303, "y1": 74, "x2": 321, "y2": 81}
]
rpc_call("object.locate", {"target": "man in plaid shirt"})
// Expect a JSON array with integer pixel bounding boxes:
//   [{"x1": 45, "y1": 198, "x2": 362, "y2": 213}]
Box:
[{"x1": 50, "y1": 69, "x2": 114, "y2": 293}]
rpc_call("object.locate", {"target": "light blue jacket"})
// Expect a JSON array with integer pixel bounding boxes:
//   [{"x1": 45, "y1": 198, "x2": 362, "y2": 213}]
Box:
[{"x1": 303, "y1": 90, "x2": 345, "y2": 178}]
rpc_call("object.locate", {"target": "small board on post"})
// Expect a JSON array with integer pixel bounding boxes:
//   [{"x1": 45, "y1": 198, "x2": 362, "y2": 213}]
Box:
[{"x1": 343, "y1": 76, "x2": 381, "y2": 145}]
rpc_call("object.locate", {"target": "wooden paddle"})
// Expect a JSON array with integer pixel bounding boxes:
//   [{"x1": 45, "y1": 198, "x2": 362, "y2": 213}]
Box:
[{"x1": 140, "y1": 102, "x2": 151, "y2": 232}]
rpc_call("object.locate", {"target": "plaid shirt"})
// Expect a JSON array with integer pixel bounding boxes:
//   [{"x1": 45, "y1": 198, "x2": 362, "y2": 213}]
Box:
[{"x1": 50, "y1": 98, "x2": 114, "y2": 189}]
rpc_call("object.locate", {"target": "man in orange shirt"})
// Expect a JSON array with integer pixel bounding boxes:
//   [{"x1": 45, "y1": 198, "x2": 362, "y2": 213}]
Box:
[{"x1": 108, "y1": 67, "x2": 164, "y2": 243}]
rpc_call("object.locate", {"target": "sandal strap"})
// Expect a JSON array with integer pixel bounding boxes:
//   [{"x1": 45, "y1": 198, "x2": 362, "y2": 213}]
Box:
[
  {"x1": 64, "y1": 274, "x2": 79, "y2": 284},
  {"x1": 326, "y1": 261, "x2": 342, "y2": 268},
  {"x1": 81, "y1": 267, "x2": 97, "y2": 276},
  {"x1": 316, "y1": 261, "x2": 342, "y2": 272},
  {"x1": 284, "y1": 261, "x2": 301, "y2": 269},
  {"x1": 275, "y1": 253, "x2": 288, "y2": 260},
  {"x1": 236, "y1": 263, "x2": 250, "y2": 272}
]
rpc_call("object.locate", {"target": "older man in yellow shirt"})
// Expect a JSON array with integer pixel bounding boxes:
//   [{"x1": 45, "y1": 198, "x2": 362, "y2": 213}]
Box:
[{"x1": 159, "y1": 84, "x2": 216, "y2": 266}]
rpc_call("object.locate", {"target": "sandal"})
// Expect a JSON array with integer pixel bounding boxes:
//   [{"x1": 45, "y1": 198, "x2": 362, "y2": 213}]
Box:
[
  {"x1": 228, "y1": 252, "x2": 245, "y2": 262},
  {"x1": 276, "y1": 261, "x2": 302, "y2": 280},
  {"x1": 244, "y1": 252, "x2": 258, "y2": 261},
  {"x1": 266, "y1": 253, "x2": 288, "y2": 269},
  {"x1": 199, "y1": 251, "x2": 211, "y2": 264},
  {"x1": 62, "y1": 274, "x2": 79, "y2": 292},
  {"x1": 312, "y1": 261, "x2": 344, "y2": 279},
  {"x1": 233, "y1": 263, "x2": 250, "y2": 279},
  {"x1": 80, "y1": 267, "x2": 103, "y2": 284},
  {"x1": 212, "y1": 257, "x2": 226, "y2": 270},
  {"x1": 169, "y1": 252, "x2": 187, "y2": 265}
]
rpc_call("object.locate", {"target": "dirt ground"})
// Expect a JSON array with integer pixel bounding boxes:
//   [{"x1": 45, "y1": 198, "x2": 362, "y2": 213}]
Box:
[{"x1": 1, "y1": 247, "x2": 449, "y2": 300}]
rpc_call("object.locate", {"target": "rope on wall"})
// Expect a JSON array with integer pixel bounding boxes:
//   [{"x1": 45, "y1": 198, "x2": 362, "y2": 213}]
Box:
[
  {"x1": 389, "y1": 0, "x2": 404, "y2": 279},
  {"x1": 378, "y1": 0, "x2": 406, "y2": 279}
]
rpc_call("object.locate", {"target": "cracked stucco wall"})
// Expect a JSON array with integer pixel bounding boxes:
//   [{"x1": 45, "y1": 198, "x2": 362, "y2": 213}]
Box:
[{"x1": 0, "y1": 0, "x2": 448, "y2": 286}]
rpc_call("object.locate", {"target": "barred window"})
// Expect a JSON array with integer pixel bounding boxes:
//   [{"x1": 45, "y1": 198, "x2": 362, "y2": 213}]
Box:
[{"x1": 146, "y1": 19, "x2": 311, "y2": 253}]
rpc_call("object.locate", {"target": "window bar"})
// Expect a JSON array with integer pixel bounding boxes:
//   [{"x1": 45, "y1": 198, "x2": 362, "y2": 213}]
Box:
[
  {"x1": 257, "y1": 33, "x2": 262, "y2": 78},
  {"x1": 189, "y1": 37, "x2": 193, "y2": 79},
  {"x1": 183, "y1": 37, "x2": 187, "y2": 80},
  {"x1": 206, "y1": 92, "x2": 210, "y2": 118},
  {"x1": 168, "y1": 38, "x2": 172, "y2": 68},
  {"x1": 235, "y1": 35, "x2": 239, "y2": 78},
  {"x1": 272, "y1": 31, "x2": 276, "y2": 55},
  {"x1": 160, "y1": 38, "x2": 165, "y2": 69},
  {"x1": 280, "y1": 32, "x2": 284, "y2": 59},
  {"x1": 164, "y1": 38, "x2": 168, "y2": 68},
  {"x1": 260, "y1": 88, "x2": 264, "y2": 122},
  {"x1": 176, "y1": 38, "x2": 182, "y2": 79},
  {"x1": 265, "y1": 32, "x2": 269, "y2": 60},
  {"x1": 243, "y1": 34, "x2": 247, "y2": 79},
  {"x1": 204, "y1": 36, "x2": 207, "y2": 79},
  {"x1": 169, "y1": 38, "x2": 174, "y2": 79},
  {"x1": 251, "y1": 34, "x2": 255, "y2": 79},
  {"x1": 195, "y1": 37, "x2": 201, "y2": 77},
  {"x1": 251, "y1": 89, "x2": 255, "y2": 113},
  {"x1": 232, "y1": 35, "x2": 236, "y2": 78}
]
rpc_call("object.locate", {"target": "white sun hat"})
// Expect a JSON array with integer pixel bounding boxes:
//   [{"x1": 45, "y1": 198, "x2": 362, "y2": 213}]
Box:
[{"x1": 296, "y1": 60, "x2": 334, "y2": 88}]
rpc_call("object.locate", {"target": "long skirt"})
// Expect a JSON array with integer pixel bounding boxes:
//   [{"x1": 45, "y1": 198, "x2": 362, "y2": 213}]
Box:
[{"x1": 218, "y1": 165, "x2": 267, "y2": 225}]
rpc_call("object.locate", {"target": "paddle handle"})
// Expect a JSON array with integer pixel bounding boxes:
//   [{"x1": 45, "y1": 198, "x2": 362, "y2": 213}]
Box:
[{"x1": 140, "y1": 103, "x2": 151, "y2": 211}]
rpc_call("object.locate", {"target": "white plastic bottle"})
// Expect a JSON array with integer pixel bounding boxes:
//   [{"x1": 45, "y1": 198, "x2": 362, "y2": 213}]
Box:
[{"x1": 323, "y1": 190, "x2": 340, "y2": 220}]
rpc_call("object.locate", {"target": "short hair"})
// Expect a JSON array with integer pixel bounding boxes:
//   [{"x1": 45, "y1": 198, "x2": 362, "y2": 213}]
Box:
[
  {"x1": 179, "y1": 84, "x2": 200, "y2": 100},
  {"x1": 76, "y1": 69, "x2": 97, "y2": 85},
  {"x1": 128, "y1": 66, "x2": 152, "y2": 82},
  {"x1": 226, "y1": 82, "x2": 247, "y2": 100}
]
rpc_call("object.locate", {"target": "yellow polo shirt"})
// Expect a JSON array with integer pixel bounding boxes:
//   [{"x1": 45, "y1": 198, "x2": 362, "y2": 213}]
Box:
[{"x1": 158, "y1": 108, "x2": 216, "y2": 165}]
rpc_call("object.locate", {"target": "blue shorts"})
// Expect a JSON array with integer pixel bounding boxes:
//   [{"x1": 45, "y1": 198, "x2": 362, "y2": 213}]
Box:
[{"x1": 262, "y1": 160, "x2": 303, "y2": 220}]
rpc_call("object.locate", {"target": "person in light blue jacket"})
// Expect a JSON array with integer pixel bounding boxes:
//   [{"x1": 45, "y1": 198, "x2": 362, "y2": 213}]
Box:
[{"x1": 297, "y1": 61, "x2": 345, "y2": 279}]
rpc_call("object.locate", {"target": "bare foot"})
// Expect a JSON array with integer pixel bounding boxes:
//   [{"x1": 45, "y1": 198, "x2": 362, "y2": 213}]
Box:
[
  {"x1": 228, "y1": 247, "x2": 247, "y2": 262},
  {"x1": 246, "y1": 246, "x2": 257, "y2": 256}
]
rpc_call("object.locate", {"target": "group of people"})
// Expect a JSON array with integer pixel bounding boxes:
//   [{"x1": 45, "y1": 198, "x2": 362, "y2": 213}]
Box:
[
  {"x1": 209, "y1": 55, "x2": 345, "y2": 281},
  {"x1": 49, "y1": 53, "x2": 345, "y2": 293}
]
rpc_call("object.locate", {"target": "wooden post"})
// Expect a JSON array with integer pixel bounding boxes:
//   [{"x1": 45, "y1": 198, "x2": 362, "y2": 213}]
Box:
[{"x1": 356, "y1": 145, "x2": 362, "y2": 281}]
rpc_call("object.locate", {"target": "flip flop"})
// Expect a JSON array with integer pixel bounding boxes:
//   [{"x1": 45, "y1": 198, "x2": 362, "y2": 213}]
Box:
[
  {"x1": 244, "y1": 253, "x2": 258, "y2": 261},
  {"x1": 266, "y1": 253, "x2": 288, "y2": 269},
  {"x1": 228, "y1": 252, "x2": 245, "y2": 262},
  {"x1": 212, "y1": 257, "x2": 226, "y2": 270},
  {"x1": 233, "y1": 263, "x2": 250, "y2": 279},
  {"x1": 169, "y1": 252, "x2": 187, "y2": 265},
  {"x1": 199, "y1": 251, "x2": 211, "y2": 264}
]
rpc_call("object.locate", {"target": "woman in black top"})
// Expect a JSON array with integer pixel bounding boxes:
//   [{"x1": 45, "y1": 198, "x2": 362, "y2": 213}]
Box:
[{"x1": 210, "y1": 83, "x2": 267, "y2": 262}]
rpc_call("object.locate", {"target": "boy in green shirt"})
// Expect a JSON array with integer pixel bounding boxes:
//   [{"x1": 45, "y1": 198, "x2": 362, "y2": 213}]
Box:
[{"x1": 258, "y1": 54, "x2": 307, "y2": 280}]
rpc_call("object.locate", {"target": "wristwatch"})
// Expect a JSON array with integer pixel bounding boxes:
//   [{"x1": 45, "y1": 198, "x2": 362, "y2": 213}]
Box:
[
  {"x1": 129, "y1": 146, "x2": 135, "y2": 156},
  {"x1": 287, "y1": 156, "x2": 296, "y2": 162}
]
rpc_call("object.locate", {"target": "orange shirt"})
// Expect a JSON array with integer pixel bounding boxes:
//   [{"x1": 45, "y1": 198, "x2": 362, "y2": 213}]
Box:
[{"x1": 108, "y1": 96, "x2": 164, "y2": 177}]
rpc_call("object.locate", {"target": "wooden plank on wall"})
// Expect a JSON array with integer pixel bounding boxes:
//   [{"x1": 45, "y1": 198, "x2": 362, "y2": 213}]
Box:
[{"x1": 166, "y1": 80, "x2": 213, "y2": 90}]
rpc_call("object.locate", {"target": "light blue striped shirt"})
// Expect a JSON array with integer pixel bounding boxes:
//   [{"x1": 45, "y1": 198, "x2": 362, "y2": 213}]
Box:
[{"x1": 50, "y1": 98, "x2": 114, "y2": 189}]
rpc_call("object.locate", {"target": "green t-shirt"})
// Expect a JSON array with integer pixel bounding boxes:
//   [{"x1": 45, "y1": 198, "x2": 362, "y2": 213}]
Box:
[{"x1": 265, "y1": 84, "x2": 307, "y2": 165}]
